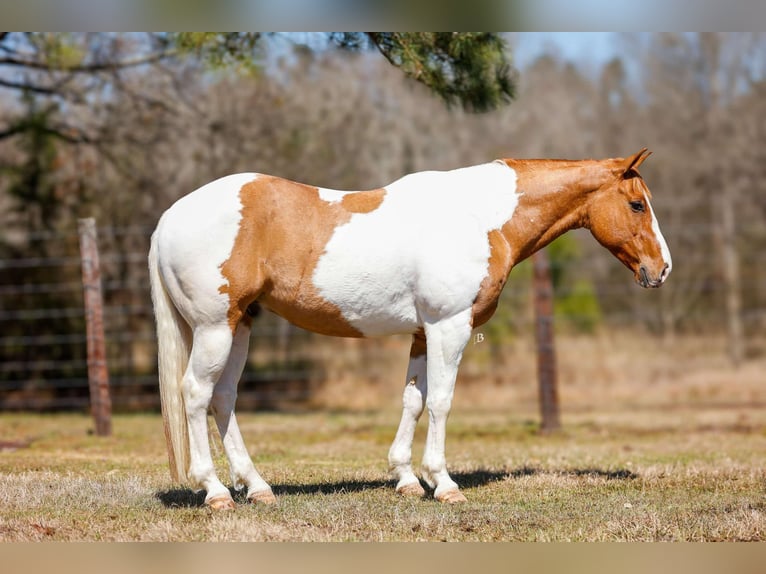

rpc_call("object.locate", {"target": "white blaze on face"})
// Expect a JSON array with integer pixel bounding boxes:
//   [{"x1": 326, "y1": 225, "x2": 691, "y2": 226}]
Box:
[
  {"x1": 311, "y1": 162, "x2": 520, "y2": 336},
  {"x1": 644, "y1": 190, "x2": 672, "y2": 282}
]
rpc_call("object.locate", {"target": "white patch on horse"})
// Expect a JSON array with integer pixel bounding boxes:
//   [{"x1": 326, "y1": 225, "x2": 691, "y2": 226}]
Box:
[
  {"x1": 156, "y1": 173, "x2": 258, "y2": 324},
  {"x1": 312, "y1": 163, "x2": 519, "y2": 336},
  {"x1": 644, "y1": 190, "x2": 672, "y2": 280},
  {"x1": 317, "y1": 187, "x2": 348, "y2": 203}
]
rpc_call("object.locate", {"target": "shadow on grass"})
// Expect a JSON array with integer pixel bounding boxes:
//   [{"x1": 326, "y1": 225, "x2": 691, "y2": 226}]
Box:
[
  {"x1": 155, "y1": 478, "x2": 396, "y2": 508},
  {"x1": 156, "y1": 466, "x2": 636, "y2": 508},
  {"x1": 448, "y1": 466, "x2": 637, "y2": 487},
  {"x1": 156, "y1": 488, "x2": 208, "y2": 508},
  {"x1": 567, "y1": 468, "x2": 637, "y2": 480}
]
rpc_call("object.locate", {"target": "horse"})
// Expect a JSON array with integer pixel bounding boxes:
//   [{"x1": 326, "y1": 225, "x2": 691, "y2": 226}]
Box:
[{"x1": 148, "y1": 148, "x2": 671, "y2": 509}]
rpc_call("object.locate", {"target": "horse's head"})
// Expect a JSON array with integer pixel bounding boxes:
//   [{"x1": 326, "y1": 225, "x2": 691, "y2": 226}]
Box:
[{"x1": 587, "y1": 149, "x2": 672, "y2": 288}]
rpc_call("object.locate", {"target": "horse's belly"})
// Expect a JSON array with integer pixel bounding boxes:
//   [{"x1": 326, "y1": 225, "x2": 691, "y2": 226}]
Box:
[
  {"x1": 307, "y1": 243, "x2": 422, "y2": 335},
  {"x1": 261, "y1": 284, "x2": 418, "y2": 338},
  {"x1": 328, "y1": 286, "x2": 419, "y2": 336}
]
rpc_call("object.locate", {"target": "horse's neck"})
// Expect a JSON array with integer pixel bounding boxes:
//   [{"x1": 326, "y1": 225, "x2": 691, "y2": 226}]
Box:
[{"x1": 502, "y1": 159, "x2": 610, "y2": 264}]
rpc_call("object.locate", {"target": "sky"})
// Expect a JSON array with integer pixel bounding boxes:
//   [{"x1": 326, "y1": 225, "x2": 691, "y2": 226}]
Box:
[{"x1": 512, "y1": 32, "x2": 622, "y2": 71}]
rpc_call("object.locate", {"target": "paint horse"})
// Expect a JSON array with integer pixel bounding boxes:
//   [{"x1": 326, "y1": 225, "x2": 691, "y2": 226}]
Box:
[{"x1": 149, "y1": 149, "x2": 671, "y2": 509}]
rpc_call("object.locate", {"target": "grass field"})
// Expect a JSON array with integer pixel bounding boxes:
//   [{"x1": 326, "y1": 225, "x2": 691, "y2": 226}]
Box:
[
  {"x1": 1, "y1": 333, "x2": 764, "y2": 541},
  {"x1": 1, "y1": 372, "x2": 765, "y2": 541}
]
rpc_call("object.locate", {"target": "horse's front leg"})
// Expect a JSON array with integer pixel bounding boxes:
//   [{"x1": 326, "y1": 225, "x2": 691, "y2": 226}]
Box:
[
  {"x1": 421, "y1": 309, "x2": 473, "y2": 503},
  {"x1": 388, "y1": 333, "x2": 428, "y2": 497}
]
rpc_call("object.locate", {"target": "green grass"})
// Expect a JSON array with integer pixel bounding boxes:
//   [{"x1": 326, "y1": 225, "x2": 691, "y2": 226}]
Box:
[{"x1": 0, "y1": 404, "x2": 764, "y2": 541}]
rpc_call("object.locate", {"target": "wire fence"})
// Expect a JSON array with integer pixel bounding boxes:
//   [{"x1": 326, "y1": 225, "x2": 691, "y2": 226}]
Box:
[
  {"x1": 0, "y1": 224, "x2": 396, "y2": 411},
  {"x1": 1, "y1": 223, "x2": 763, "y2": 412}
]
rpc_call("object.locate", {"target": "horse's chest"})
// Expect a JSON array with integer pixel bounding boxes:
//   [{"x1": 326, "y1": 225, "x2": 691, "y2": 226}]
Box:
[{"x1": 470, "y1": 229, "x2": 513, "y2": 327}]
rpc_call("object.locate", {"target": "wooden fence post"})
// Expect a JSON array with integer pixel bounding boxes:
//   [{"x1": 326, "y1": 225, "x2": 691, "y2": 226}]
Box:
[
  {"x1": 78, "y1": 218, "x2": 112, "y2": 436},
  {"x1": 533, "y1": 249, "x2": 561, "y2": 433}
]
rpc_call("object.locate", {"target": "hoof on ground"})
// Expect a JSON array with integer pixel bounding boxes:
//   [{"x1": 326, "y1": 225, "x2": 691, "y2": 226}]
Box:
[
  {"x1": 248, "y1": 490, "x2": 277, "y2": 505},
  {"x1": 435, "y1": 489, "x2": 467, "y2": 504},
  {"x1": 207, "y1": 495, "x2": 236, "y2": 511},
  {"x1": 396, "y1": 482, "x2": 426, "y2": 498}
]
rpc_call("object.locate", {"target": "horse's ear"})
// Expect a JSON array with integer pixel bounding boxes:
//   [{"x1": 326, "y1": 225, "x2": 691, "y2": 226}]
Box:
[{"x1": 619, "y1": 148, "x2": 652, "y2": 176}]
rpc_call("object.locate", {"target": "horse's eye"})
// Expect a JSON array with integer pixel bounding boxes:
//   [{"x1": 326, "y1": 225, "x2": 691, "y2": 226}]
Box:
[{"x1": 629, "y1": 200, "x2": 645, "y2": 213}]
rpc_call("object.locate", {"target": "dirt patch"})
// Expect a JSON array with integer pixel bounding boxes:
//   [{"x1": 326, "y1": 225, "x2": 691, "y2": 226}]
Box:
[{"x1": 0, "y1": 440, "x2": 31, "y2": 452}]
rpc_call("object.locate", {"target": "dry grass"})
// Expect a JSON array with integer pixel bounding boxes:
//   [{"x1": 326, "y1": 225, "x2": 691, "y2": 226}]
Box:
[
  {"x1": 1, "y1": 334, "x2": 764, "y2": 541},
  {"x1": 0, "y1": 405, "x2": 764, "y2": 541},
  {"x1": 309, "y1": 331, "x2": 766, "y2": 411}
]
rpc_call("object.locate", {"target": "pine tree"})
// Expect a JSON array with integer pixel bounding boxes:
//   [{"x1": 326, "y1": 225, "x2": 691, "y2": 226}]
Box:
[{"x1": 174, "y1": 32, "x2": 516, "y2": 112}]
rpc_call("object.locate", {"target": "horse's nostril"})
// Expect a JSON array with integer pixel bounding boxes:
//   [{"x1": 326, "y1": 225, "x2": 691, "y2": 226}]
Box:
[{"x1": 639, "y1": 266, "x2": 650, "y2": 288}]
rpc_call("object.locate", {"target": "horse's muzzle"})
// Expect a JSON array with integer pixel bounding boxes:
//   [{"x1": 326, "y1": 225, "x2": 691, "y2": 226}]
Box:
[{"x1": 638, "y1": 264, "x2": 669, "y2": 288}]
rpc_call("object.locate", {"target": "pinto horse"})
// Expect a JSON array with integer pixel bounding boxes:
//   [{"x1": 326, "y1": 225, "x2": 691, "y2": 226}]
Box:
[{"x1": 149, "y1": 149, "x2": 671, "y2": 509}]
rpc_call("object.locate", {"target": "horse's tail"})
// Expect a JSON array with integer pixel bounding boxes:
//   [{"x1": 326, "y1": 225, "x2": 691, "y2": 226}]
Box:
[{"x1": 149, "y1": 228, "x2": 192, "y2": 484}]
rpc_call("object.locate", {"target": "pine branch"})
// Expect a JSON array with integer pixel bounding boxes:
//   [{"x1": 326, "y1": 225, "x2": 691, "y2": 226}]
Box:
[{"x1": 365, "y1": 32, "x2": 516, "y2": 112}]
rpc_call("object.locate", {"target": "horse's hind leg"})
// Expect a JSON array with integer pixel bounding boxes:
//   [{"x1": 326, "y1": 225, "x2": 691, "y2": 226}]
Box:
[
  {"x1": 210, "y1": 322, "x2": 275, "y2": 505},
  {"x1": 388, "y1": 333, "x2": 428, "y2": 497},
  {"x1": 183, "y1": 324, "x2": 236, "y2": 509}
]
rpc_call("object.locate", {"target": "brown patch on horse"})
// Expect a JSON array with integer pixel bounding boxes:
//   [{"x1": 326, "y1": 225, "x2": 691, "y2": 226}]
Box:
[
  {"x1": 218, "y1": 175, "x2": 367, "y2": 337},
  {"x1": 471, "y1": 229, "x2": 513, "y2": 328},
  {"x1": 498, "y1": 159, "x2": 605, "y2": 266},
  {"x1": 341, "y1": 188, "x2": 386, "y2": 213}
]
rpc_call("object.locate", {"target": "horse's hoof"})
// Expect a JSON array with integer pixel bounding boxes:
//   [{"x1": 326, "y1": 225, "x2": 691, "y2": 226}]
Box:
[
  {"x1": 207, "y1": 495, "x2": 236, "y2": 511},
  {"x1": 396, "y1": 482, "x2": 426, "y2": 498},
  {"x1": 248, "y1": 489, "x2": 277, "y2": 505},
  {"x1": 435, "y1": 489, "x2": 467, "y2": 504}
]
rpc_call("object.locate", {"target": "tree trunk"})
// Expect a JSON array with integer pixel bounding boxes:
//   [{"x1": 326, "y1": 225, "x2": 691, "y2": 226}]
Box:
[
  {"x1": 533, "y1": 249, "x2": 561, "y2": 433},
  {"x1": 78, "y1": 218, "x2": 112, "y2": 436},
  {"x1": 720, "y1": 184, "x2": 744, "y2": 366}
]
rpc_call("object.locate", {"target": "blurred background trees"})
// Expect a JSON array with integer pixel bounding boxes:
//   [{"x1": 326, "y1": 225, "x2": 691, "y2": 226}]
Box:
[{"x1": 1, "y1": 32, "x2": 764, "y2": 409}]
